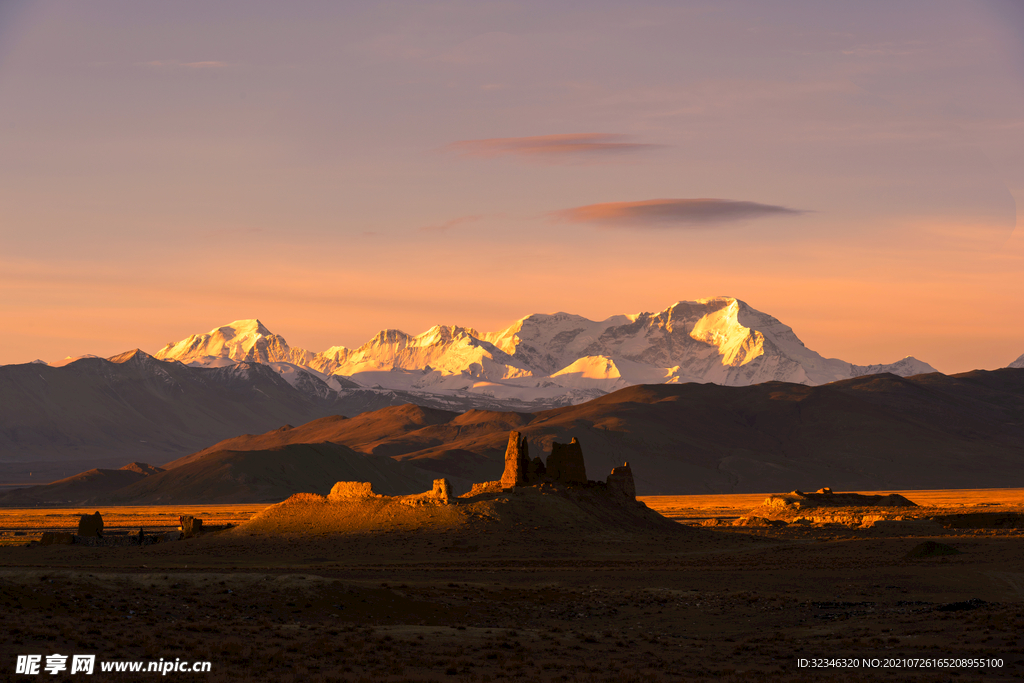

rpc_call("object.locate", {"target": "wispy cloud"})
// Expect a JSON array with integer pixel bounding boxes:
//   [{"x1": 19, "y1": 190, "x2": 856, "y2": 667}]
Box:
[
  {"x1": 444, "y1": 134, "x2": 663, "y2": 160},
  {"x1": 552, "y1": 198, "x2": 806, "y2": 229},
  {"x1": 139, "y1": 60, "x2": 229, "y2": 69},
  {"x1": 419, "y1": 215, "x2": 484, "y2": 233}
]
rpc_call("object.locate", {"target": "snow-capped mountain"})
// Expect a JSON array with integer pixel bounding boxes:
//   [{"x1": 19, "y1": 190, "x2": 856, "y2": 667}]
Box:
[
  {"x1": 1009, "y1": 353, "x2": 1024, "y2": 369},
  {"x1": 149, "y1": 297, "x2": 937, "y2": 408},
  {"x1": 155, "y1": 319, "x2": 313, "y2": 367}
]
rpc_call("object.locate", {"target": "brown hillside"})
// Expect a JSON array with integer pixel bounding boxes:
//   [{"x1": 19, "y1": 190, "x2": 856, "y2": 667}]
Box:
[
  {"x1": 0, "y1": 468, "x2": 151, "y2": 507},
  {"x1": 168, "y1": 369, "x2": 1024, "y2": 495},
  {"x1": 107, "y1": 442, "x2": 438, "y2": 505}
]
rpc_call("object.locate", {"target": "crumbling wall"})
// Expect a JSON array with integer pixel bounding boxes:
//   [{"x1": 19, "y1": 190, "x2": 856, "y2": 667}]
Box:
[
  {"x1": 606, "y1": 462, "x2": 636, "y2": 500},
  {"x1": 179, "y1": 515, "x2": 203, "y2": 538},
  {"x1": 328, "y1": 481, "x2": 376, "y2": 500},
  {"x1": 400, "y1": 478, "x2": 453, "y2": 506},
  {"x1": 546, "y1": 438, "x2": 587, "y2": 485},
  {"x1": 500, "y1": 431, "x2": 531, "y2": 488},
  {"x1": 77, "y1": 512, "x2": 103, "y2": 537}
]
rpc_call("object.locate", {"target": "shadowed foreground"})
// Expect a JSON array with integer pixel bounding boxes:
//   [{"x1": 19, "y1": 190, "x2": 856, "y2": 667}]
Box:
[{"x1": 1, "y1": 491, "x2": 1023, "y2": 681}]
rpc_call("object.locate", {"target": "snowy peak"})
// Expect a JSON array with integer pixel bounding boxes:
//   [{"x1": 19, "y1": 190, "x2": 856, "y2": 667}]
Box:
[
  {"x1": 211, "y1": 318, "x2": 272, "y2": 340},
  {"x1": 1008, "y1": 353, "x2": 1024, "y2": 369},
  {"x1": 147, "y1": 299, "x2": 938, "y2": 408},
  {"x1": 322, "y1": 323, "x2": 531, "y2": 380},
  {"x1": 681, "y1": 298, "x2": 764, "y2": 367},
  {"x1": 155, "y1": 319, "x2": 312, "y2": 368}
]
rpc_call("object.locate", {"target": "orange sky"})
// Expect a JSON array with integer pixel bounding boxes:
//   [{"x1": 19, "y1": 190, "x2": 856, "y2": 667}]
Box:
[{"x1": 0, "y1": 2, "x2": 1021, "y2": 372}]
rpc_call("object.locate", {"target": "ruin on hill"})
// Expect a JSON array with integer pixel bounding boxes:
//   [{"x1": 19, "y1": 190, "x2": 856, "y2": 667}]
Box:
[{"x1": 325, "y1": 430, "x2": 637, "y2": 506}]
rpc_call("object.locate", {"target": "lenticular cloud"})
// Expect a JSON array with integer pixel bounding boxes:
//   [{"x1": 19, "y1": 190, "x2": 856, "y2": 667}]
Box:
[{"x1": 553, "y1": 198, "x2": 805, "y2": 228}]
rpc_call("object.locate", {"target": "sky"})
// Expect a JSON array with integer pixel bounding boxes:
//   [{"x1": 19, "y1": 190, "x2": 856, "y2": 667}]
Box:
[{"x1": 1, "y1": 0, "x2": 1022, "y2": 372}]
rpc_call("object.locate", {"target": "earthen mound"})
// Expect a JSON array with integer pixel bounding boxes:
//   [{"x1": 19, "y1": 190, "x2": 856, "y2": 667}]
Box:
[
  {"x1": 235, "y1": 432, "x2": 682, "y2": 539},
  {"x1": 737, "y1": 487, "x2": 918, "y2": 525},
  {"x1": 235, "y1": 480, "x2": 679, "y2": 539}
]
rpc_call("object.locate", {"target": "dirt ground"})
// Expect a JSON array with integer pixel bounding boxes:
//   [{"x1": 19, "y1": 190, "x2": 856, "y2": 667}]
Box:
[{"x1": 1, "y1": 492, "x2": 1022, "y2": 682}]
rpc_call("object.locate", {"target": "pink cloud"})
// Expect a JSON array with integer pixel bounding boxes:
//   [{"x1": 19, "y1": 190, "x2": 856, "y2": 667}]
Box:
[
  {"x1": 444, "y1": 134, "x2": 662, "y2": 160},
  {"x1": 552, "y1": 198, "x2": 806, "y2": 228}
]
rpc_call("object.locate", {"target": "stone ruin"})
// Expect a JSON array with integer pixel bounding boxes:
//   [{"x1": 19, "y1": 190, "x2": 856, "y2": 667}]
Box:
[
  {"x1": 39, "y1": 510, "x2": 184, "y2": 547},
  {"x1": 546, "y1": 438, "x2": 587, "y2": 484},
  {"x1": 606, "y1": 462, "x2": 636, "y2": 499},
  {"x1": 77, "y1": 511, "x2": 104, "y2": 537},
  {"x1": 499, "y1": 432, "x2": 531, "y2": 487},
  {"x1": 320, "y1": 430, "x2": 636, "y2": 505},
  {"x1": 401, "y1": 478, "x2": 453, "y2": 506},
  {"x1": 327, "y1": 478, "x2": 453, "y2": 506},
  {"x1": 490, "y1": 431, "x2": 635, "y2": 500},
  {"x1": 179, "y1": 515, "x2": 203, "y2": 538},
  {"x1": 329, "y1": 481, "x2": 377, "y2": 500}
]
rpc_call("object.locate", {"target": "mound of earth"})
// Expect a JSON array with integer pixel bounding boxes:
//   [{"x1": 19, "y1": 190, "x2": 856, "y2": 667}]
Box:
[
  {"x1": 235, "y1": 482, "x2": 681, "y2": 539},
  {"x1": 235, "y1": 431, "x2": 682, "y2": 540},
  {"x1": 736, "y1": 487, "x2": 918, "y2": 525}
]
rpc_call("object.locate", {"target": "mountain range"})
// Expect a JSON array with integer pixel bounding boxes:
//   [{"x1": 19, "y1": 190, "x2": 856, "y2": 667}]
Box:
[
  {"x1": 147, "y1": 297, "x2": 940, "y2": 408},
  {"x1": 5, "y1": 296, "x2": 1021, "y2": 489}
]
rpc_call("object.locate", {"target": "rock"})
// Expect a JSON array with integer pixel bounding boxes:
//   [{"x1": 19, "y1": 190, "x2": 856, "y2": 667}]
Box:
[
  {"x1": 546, "y1": 437, "x2": 587, "y2": 485},
  {"x1": 179, "y1": 515, "x2": 203, "y2": 538},
  {"x1": 77, "y1": 511, "x2": 103, "y2": 537},
  {"x1": 40, "y1": 531, "x2": 75, "y2": 545},
  {"x1": 500, "y1": 431, "x2": 531, "y2": 488},
  {"x1": 328, "y1": 481, "x2": 376, "y2": 500},
  {"x1": 606, "y1": 462, "x2": 636, "y2": 500}
]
